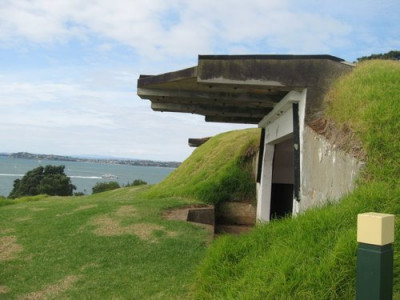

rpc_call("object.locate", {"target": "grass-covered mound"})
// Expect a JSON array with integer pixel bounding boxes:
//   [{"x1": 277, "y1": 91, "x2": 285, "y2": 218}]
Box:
[
  {"x1": 326, "y1": 60, "x2": 400, "y2": 183},
  {"x1": 146, "y1": 128, "x2": 260, "y2": 204},
  {"x1": 194, "y1": 60, "x2": 400, "y2": 299}
]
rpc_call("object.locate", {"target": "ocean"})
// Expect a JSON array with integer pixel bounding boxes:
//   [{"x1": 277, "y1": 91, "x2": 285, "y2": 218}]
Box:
[{"x1": 0, "y1": 156, "x2": 175, "y2": 197}]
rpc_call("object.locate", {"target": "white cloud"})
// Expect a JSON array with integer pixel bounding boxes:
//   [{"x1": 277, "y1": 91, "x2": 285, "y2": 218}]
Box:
[
  {"x1": 0, "y1": 78, "x2": 129, "y2": 128},
  {"x1": 0, "y1": 81, "x2": 76, "y2": 105},
  {"x1": 0, "y1": 0, "x2": 356, "y2": 58}
]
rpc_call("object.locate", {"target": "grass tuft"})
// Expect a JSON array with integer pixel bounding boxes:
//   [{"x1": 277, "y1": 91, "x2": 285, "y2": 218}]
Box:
[{"x1": 0, "y1": 194, "x2": 49, "y2": 207}]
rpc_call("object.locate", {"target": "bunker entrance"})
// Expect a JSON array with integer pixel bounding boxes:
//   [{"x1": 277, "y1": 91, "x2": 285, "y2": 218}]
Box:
[{"x1": 270, "y1": 138, "x2": 294, "y2": 219}]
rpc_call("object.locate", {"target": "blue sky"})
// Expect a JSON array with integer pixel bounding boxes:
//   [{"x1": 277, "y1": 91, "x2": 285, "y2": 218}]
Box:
[{"x1": 0, "y1": 0, "x2": 399, "y2": 161}]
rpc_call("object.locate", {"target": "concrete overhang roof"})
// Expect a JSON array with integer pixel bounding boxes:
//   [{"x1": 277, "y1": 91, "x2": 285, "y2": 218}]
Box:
[{"x1": 137, "y1": 55, "x2": 353, "y2": 124}]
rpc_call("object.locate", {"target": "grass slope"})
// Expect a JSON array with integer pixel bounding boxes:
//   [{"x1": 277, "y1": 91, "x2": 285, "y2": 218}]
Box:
[
  {"x1": 146, "y1": 128, "x2": 260, "y2": 204},
  {"x1": 0, "y1": 187, "x2": 209, "y2": 299},
  {"x1": 194, "y1": 60, "x2": 400, "y2": 299}
]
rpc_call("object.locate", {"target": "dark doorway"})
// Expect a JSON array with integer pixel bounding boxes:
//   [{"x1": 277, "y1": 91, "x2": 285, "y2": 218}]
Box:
[{"x1": 270, "y1": 138, "x2": 294, "y2": 219}]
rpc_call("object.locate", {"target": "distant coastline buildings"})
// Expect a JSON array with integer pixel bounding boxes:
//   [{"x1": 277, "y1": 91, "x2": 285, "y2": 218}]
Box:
[{"x1": 0, "y1": 152, "x2": 181, "y2": 169}]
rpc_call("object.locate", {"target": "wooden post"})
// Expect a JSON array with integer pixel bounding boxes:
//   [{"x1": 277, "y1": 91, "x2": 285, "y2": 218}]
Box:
[{"x1": 356, "y1": 212, "x2": 395, "y2": 300}]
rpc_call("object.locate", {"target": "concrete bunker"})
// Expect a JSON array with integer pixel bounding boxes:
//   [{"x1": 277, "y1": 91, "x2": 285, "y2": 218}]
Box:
[{"x1": 137, "y1": 55, "x2": 363, "y2": 224}]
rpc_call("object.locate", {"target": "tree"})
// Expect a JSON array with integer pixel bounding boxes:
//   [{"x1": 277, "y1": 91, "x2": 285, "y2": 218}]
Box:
[
  {"x1": 357, "y1": 50, "x2": 400, "y2": 62},
  {"x1": 8, "y1": 165, "x2": 76, "y2": 198}
]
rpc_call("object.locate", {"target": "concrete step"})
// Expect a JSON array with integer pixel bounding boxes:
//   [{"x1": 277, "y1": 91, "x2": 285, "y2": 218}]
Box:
[{"x1": 215, "y1": 224, "x2": 253, "y2": 235}]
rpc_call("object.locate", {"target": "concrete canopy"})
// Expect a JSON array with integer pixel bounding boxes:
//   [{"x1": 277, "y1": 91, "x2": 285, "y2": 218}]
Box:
[{"x1": 137, "y1": 55, "x2": 352, "y2": 125}]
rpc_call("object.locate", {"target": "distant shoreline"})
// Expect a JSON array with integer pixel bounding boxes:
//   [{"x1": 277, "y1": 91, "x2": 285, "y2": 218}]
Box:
[{"x1": 0, "y1": 152, "x2": 181, "y2": 169}]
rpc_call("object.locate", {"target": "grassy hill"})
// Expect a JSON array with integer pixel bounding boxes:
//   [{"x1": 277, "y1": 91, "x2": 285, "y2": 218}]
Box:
[{"x1": 193, "y1": 60, "x2": 400, "y2": 299}]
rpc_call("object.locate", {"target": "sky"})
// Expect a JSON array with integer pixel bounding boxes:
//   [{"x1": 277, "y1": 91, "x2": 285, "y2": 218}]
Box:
[{"x1": 0, "y1": 0, "x2": 399, "y2": 162}]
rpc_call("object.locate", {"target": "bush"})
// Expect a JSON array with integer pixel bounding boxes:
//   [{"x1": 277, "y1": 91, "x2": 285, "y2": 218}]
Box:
[
  {"x1": 122, "y1": 179, "x2": 147, "y2": 187},
  {"x1": 92, "y1": 181, "x2": 120, "y2": 194},
  {"x1": 357, "y1": 50, "x2": 400, "y2": 62},
  {"x1": 130, "y1": 179, "x2": 147, "y2": 186}
]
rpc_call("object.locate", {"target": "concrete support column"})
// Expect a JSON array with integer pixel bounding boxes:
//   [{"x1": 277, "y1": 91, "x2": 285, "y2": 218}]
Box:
[{"x1": 257, "y1": 143, "x2": 274, "y2": 222}]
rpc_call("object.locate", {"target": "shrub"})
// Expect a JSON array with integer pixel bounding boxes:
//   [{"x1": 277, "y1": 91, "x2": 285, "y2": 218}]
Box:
[
  {"x1": 122, "y1": 179, "x2": 147, "y2": 187},
  {"x1": 92, "y1": 181, "x2": 120, "y2": 194},
  {"x1": 131, "y1": 179, "x2": 147, "y2": 186}
]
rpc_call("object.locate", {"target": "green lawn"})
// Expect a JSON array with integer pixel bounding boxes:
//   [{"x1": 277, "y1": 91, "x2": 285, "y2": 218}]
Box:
[{"x1": 0, "y1": 187, "x2": 209, "y2": 299}]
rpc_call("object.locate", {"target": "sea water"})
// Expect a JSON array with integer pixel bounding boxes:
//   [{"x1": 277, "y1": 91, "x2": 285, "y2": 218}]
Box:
[{"x1": 0, "y1": 156, "x2": 175, "y2": 197}]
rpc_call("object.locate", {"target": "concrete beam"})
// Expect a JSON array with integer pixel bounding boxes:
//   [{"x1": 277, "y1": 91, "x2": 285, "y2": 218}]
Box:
[
  {"x1": 188, "y1": 137, "x2": 210, "y2": 147},
  {"x1": 148, "y1": 97, "x2": 275, "y2": 109},
  {"x1": 258, "y1": 90, "x2": 304, "y2": 128},
  {"x1": 151, "y1": 103, "x2": 270, "y2": 118},
  {"x1": 137, "y1": 66, "x2": 197, "y2": 88},
  {"x1": 138, "y1": 88, "x2": 281, "y2": 106},
  {"x1": 205, "y1": 115, "x2": 262, "y2": 124}
]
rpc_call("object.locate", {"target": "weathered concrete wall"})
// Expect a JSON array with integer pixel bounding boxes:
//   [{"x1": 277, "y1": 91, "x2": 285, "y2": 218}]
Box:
[
  {"x1": 300, "y1": 126, "x2": 363, "y2": 211},
  {"x1": 197, "y1": 57, "x2": 353, "y2": 124}
]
